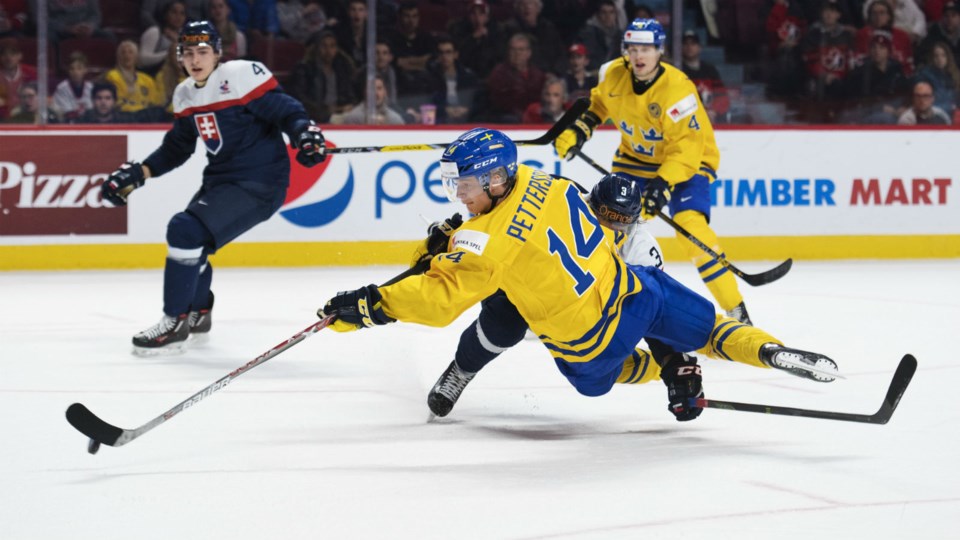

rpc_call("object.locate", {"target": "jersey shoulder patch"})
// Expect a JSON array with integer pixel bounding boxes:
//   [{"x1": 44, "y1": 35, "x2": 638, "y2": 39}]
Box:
[
  {"x1": 666, "y1": 93, "x2": 699, "y2": 123},
  {"x1": 221, "y1": 60, "x2": 275, "y2": 95},
  {"x1": 452, "y1": 229, "x2": 490, "y2": 256}
]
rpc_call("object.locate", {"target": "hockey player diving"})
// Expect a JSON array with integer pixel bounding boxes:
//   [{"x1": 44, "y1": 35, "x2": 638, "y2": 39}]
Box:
[
  {"x1": 554, "y1": 18, "x2": 754, "y2": 325},
  {"x1": 319, "y1": 128, "x2": 841, "y2": 422},
  {"x1": 100, "y1": 21, "x2": 327, "y2": 355}
]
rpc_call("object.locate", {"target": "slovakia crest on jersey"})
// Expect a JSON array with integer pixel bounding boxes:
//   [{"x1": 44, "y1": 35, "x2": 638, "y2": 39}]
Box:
[{"x1": 194, "y1": 112, "x2": 223, "y2": 154}]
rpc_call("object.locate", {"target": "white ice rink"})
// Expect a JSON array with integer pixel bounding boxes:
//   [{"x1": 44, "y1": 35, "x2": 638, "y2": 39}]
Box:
[{"x1": 2, "y1": 260, "x2": 959, "y2": 539}]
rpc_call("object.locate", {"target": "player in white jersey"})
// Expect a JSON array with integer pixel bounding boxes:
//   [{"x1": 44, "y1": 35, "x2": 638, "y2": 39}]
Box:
[{"x1": 100, "y1": 21, "x2": 327, "y2": 355}]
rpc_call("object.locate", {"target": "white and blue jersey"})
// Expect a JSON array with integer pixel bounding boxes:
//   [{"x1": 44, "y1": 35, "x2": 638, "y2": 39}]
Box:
[{"x1": 143, "y1": 60, "x2": 310, "y2": 189}]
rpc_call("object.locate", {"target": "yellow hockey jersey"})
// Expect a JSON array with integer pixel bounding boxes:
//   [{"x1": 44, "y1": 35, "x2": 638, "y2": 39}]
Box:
[
  {"x1": 589, "y1": 60, "x2": 719, "y2": 186},
  {"x1": 380, "y1": 164, "x2": 641, "y2": 364},
  {"x1": 104, "y1": 69, "x2": 163, "y2": 113}
]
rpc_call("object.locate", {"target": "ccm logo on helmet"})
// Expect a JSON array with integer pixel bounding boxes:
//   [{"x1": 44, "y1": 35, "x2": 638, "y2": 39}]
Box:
[{"x1": 472, "y1": 157, "x2": 498, "y2": 169}]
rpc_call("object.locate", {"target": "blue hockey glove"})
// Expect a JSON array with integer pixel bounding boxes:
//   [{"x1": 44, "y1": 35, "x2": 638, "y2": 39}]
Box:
[
  {"x1": 295, "y1": 121, "x2": 326, "y2": 167},
  {"x1": 101, "y1": 161, "x2": 146, "y2": 207},
  {"x1": 319, "y1": 284, "x2": 396, "y2": 332},
  {"x1": 640, "y1": 176, "x2": 671, "y2": 220},
  {"x1": 659, "y1": 353, "x2": 704, "y2": 421},
  {"x1": 410, "y1": 213, "x2": 463, "y2": 267}
]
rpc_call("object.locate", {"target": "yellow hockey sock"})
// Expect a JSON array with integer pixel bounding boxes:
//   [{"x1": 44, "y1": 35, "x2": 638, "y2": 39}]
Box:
[
  {"x1": 698, "y1": 315, "x2": 783, "y2": 369},
  {"x1": 616, "y1": 348, "x2": 661, "y2": 384},
  {"x1": 673, "y1": 210, "x2": 743, "y2": 312}
]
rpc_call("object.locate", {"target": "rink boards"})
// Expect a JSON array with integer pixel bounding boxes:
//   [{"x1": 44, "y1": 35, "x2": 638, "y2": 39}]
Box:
[{"x1": 0, "y1": 126, "x2": 957, "y2": 269}]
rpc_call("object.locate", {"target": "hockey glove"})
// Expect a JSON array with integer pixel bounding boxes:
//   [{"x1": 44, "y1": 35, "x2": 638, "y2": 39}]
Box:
[
  {"x1": 101, "y1": 161, "x2": 146, "y2": 207},
  {"x1": 294, "y1": 121, "x2": 327, "y2": 167},
  {"x1": 409, "y1": 213, "x2": 463, "y2": 267},
  {"x1": 319, "y1": 284, "x2": 396, "y2": 333},
  {"x1": 640, "y1": 176, "x2": 671, "y2": 220},
  {"x1": 659, "y1": 353, "x2": 704, "y2": 422},
  {"x1": 553, "y1": 111, "x2": 601, "y2": 160}
]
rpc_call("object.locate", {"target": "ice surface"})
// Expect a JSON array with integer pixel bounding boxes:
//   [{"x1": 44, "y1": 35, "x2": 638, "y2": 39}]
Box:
[{"x1": 2, "y1": 261, "x2": 958, "y2": 539}]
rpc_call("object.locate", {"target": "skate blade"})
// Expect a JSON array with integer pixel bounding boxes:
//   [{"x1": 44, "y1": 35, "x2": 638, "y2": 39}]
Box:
[
  {"x1": 132, "y1": 343, "x2": 187, "y2": 357},
  {"x1": 188, "y1": 332, "x2": 210, "y2": 344},
  {"x1": 774, "y1": 356, "x2": 845, "y2": 381}
]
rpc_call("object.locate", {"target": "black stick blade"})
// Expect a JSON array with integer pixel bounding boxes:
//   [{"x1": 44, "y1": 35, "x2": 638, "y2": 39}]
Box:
[
  {"x1": 741, "y1": 258, "x2": 793, "y2": 286},
  {"x1": 874, "y1": 354, "x2": 917, "y2": 425},
  {"x1": 66, "y1": 403, "x2": 124, "y2": 446}
]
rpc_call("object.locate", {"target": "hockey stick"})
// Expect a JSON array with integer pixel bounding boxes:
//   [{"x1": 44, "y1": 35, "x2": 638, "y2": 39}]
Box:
[
  {"x1": 696, "y1": 354, "x2": 917, "y2": 424},
  {"x1": 66, "y1": 260, "x2": 431, "y2": 453},
  {"x1": 571, "y1": 148, "x2": 792, "y2": 286},
  {"x1": 324, "y1": 98, "x2": 589, "y2": 154}
]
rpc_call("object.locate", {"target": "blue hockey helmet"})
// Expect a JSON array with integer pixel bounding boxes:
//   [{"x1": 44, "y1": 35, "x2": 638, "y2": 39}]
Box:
[
  {"x1": 589, "y1": 173, "x2": 643, "y2": 230},
  {"x1": 440, "y1": 128, "x2": 518, "y2": 203},
  {"x1": 623, "y1": 18, "x2": 667, "y2": 52},
  {"x1": 177, "y1": 20, "x2": 222, "y2": 60}
]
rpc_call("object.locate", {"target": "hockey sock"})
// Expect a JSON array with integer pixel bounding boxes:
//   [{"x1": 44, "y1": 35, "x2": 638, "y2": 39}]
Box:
[
  {"x1": 190, "y1": 258, "x2": 213, "y2": 310},
  {"x1": 615, "y1": 348, "x2": 661, "y2": 384},
  {"x1": 698, "y1": 314, "x2": 782, "y2": 369},
  {"x1": 163, "y1": 252, "x2": 202, "y2": 317},
  {"x1": 673, "y1": 210, "x2": 744, "y2": 312}
]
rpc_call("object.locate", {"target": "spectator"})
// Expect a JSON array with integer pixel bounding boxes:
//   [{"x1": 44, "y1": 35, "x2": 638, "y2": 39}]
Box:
[
  {"x1": 31, "y1": 0, "x2": 107, "y2": 41},
  {"x1": 4, "y1": 82, "x2": 54, "y2": 123},
  {"x1": 680, "y1": 30, "x2": 730, "y2": 124},
  {"x1": 862, "y1": 0, "x2": 927, "y2": 42},
  {"x1": 856, "y1": 0, "x2": 915, "y2": 76},
  {"x1": 898, "y1": 79, "x2": 952, "y2": 122},
  {"x1": 448, "y1": 0, "x2": 505, "y2": 79},
  {"x1": 210, "y1": 0, "x2": 247, "y2": 60},
  {"x1": 52, "y1": 51, "x2": 93, "y2": 121},
  {"x1": 358, "y1": 39, "x2": 398, "y2": 107},
  {"x1": 228, "y1": 0, "x2": 279, "y2": 39},
  {"x1": 845, "y1": 31, "x2": 908, "y2": 122},
  {"x1": 104, "y1": 40, "x2": 164, "y2": 113},
  {"x1": 765, "y1": 0, "x2": 807, "y2": 97},
  {"x1": 388, "y1": 2, "x2": 435, "y2": 97},
  {"x1": 334, "y1": 0, "x2": 367, "y2": 70},
  {"x1": 486, "y1": 33, "x2": 545, "y2": 122},
  {"x1": 428, "y1": 36, "x2": 478, "y2": 124},
  {"x1": 579, "y1": 0, "x2": 623, "y2": 73},
  {"x1": 918, "y1": 1, "x2": 960, "y2": 62},
  {"x1": 332, "y1": 75, "x2": 404, "y2": 124},
  {"x1": 801, "y1": 0, "x2": 855, "y2": 111},
  {"x1": 278, "y1": 0, "x2": 326, "y2": 43},
  {"x1": 0, "y1": 37, "x2": 36, "y2": 120},
  {"x1": 75, "y1": 81, "x2": 168, "y2": 123},
  {"x1": 287, "y1": 30, "x2": 356, "y2": 122},
  {"x1": 139, "y1": 1, "x2": 188, "y2": 73},
  {"x1": 915, "y1": 40, "x2": 960, "y2": 114},
  {"x1": 504, "y1": 0, "x2": 565, "y2": 75},
  {"x1": 564, "y1": 43, "x2": 596, "y2": 103},
  {"x1": 522, "y1": 75, "x2": 566, "y2": 123},
  {"x1": 141, "y1": 0, "x2": 208, "y2": 29},
  {"x1": 155, "y1": 42, "x2": 186, "y2": 110},
  {"x1": 1, "y1": 0, "x2": 28, "y2": 37}
]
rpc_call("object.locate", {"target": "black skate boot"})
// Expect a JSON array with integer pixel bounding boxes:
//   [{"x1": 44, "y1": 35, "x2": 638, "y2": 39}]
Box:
[
  {"x1": 725, "y1": 302, "x2": 753, "y2": 325},
  {"x1": 760, "y1": 344, "x2": 839, "y2": 383},
  {"x1": 132, "y1": 313, "x2": 189, "y2": 355},
  {"x1": 188, "y1": 292, "x2": 214, "y2": 338},
  {"x1": 428, "y1": 360, "x2": 476, "y2": 417}
]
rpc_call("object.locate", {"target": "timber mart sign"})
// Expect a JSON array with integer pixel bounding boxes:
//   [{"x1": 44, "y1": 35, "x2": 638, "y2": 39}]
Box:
[{"x1": 0, "y1": 135, "x2": 127, "y2": 236}]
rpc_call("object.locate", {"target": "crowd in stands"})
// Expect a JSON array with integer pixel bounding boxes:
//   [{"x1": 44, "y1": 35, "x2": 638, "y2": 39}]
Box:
[{"x1": 0, "y1": 0, "x2": 957, "y2": 125}]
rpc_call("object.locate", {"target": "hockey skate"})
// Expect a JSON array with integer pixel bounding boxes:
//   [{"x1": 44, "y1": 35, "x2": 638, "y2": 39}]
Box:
[
  {"x1": 132, "y1": 314, "x2": 189, "y2": 356},
  {"x1": 188, "y1": 292, "x2": 214, "y2": 341},
  {"x1": 726, "y1": 301, "x2": 753, "y2": 325},
  {"x1": 760, "y1": 344, "x2": 840, "y2": 383},
  {"x1": 428, "y1": 360, "x2": 476, "y2": 417}
]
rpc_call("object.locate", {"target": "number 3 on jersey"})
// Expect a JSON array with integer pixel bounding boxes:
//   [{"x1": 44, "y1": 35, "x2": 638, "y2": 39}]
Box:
[{"x1": 547, "y1": 185, "x2": 604, "y2": 296}]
